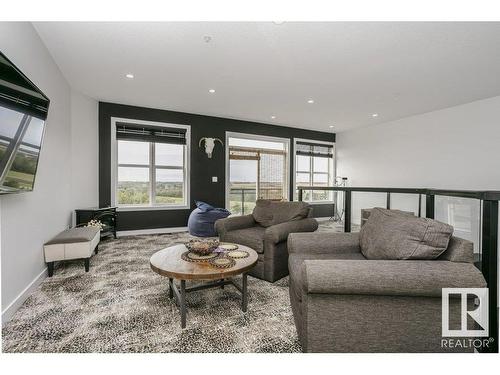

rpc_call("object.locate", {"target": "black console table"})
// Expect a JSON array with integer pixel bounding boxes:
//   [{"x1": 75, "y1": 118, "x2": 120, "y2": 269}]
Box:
[{"x1": 75, "y1": 207, "x2": 117, "y2": 239}]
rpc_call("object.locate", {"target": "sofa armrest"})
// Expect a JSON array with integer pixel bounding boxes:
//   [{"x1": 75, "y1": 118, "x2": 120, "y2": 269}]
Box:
[
  {"x1": 302, "y1": 259, "x2": 486, "y2": 298},
  {"x1": 215, "y1": 214, "x2": 256, "y2": 236},
  {"x1": 288, "y1": 232, "x2": 361, "y2": 255},
  {"x1": 265, "y1": 218, "x2": 318, "y2": 244}
]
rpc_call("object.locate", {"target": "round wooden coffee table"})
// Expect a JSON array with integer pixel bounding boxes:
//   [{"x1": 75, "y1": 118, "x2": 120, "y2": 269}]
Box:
[{"x1": 150, "y1": 243, "x2": 258, "y2": 328}]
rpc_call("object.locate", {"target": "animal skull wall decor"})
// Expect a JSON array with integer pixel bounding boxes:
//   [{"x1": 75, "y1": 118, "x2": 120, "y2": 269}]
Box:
[{"x1": 199, "y1": 137, "x2": 223, "y2": 158}]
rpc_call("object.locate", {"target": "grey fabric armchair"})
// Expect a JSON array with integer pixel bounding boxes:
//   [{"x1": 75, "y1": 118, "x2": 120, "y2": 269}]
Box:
[
  {"x1": 288, "y1": 231, "x2": 487, "y2": 353},
  {"x1": 215, "y1": 200, "x2": 318, "y2": 282}
]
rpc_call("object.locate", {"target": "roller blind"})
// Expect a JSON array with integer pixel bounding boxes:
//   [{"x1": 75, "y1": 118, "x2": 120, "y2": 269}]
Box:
[
  {"x1": 295, "y1": 141, "x2": 333, "y2": 158},
  {"x1": 116, "y1": 122, "x2": 187, "y2": 145},
  {"x1": 259, "y1": 152, "x2": 285, "y2": 200}
]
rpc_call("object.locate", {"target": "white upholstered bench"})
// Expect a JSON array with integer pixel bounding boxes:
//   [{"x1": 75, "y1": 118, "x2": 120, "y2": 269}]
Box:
[{"x1": 43, "y1": 227, "x2": 101, "y2": 277}]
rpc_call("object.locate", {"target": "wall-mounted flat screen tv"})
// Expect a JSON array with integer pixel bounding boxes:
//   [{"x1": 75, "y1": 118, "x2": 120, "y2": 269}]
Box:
[{"x1": 0, "y1": 51, "x2": 50, "y2": 194}]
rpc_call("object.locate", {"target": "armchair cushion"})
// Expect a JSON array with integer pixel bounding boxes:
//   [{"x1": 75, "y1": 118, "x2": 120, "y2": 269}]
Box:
[
  {"x1": 272, "y1": 201, "x2": 311, "y2": 225},
  {"x1": 220, "y1": 226, "x2": 266, "y2": 253},
  {"x1": 288, "y1": 232, "x2": 361, "y2": 255},
  {"x1": 360, "y1": 207, "x2": 453, "y2": 260},
  {"x1": 438, "y1": 236, "x2": 474, "y2": 263},
  {"x1": 264, "y1": 218, "x2": 319, "y2": 244},
  {"x1": 252, "y1": 200, "x2": 311, "y2": 227},
  {"x1": 215, "y1": 214, "x2": 255, "y2": 236},
  {"x1": 302, "y1": 259, "x2": 486, "y2": 298},
  {"x1": 289, "y1": 252, "x2": 366, "y2": 303},
  {"x1": 252, "y1": 200, "x2": 275, "y2": 227}
]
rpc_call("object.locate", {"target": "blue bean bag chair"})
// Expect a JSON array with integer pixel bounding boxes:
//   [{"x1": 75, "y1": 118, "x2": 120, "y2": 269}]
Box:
[{"x1": 188, "y1": 201, "x2": 231, "y2": 237}]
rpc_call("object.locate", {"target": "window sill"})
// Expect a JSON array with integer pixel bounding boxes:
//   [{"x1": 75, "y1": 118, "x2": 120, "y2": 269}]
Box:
[{"x1": 117, "y1": 205, "x2": 190, "y2": 212}]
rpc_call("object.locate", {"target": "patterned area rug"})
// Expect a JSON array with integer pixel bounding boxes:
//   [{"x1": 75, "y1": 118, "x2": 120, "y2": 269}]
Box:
[{"x1": 2, "y1": 220, "x2": 341, "y2": 353}]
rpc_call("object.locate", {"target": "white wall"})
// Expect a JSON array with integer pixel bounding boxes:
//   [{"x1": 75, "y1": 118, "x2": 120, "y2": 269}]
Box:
[
  {"x1": 0, "y1": 23, "x2": 98, "y2": 321},
  {"x1": 70, "y1": 90, "x2": 99, "y2": 219},
  {"x1": 336, "y1": 95, "x2": 500, "y2": 249},
  {"x1": 336, "y1": 95, "x2": 500, "y2": 189}
]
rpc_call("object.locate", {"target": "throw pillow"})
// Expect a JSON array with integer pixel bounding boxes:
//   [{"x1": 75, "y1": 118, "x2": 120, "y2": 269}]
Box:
[
  {"x1": 359, "y1": 207, "x2": 453, "y2": 260},
  {"x1": 272, "y1": 201, "x2": 310, "y2": 225},
  {"x1": 252, "y1": 199, "x2": 275, "y2": 227}
]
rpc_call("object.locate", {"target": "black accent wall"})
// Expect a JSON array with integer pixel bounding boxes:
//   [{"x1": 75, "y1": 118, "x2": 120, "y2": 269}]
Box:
[{"x1": 99, "y1": 102, "x2": 336, "y2": 231}]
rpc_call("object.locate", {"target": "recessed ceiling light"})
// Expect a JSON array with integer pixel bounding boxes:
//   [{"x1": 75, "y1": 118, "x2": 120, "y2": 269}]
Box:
[
  {"x1": 307, "y1": 99, "x2": 314, "y2": 104},
  {"x1": 329, "y1": 125, "x2": 334, "y2": 128},
  {"x1": 273, "y1": 21, "x2": 285, "y2": 25},
  {"x1": 125, "y1": 73, "x2": 134, "y2": 79},
  {"x1": 271, "y1": 115, "x2": 276, "y2": 119},
  {"x1": 208, "y1": 89, "x2": 216, "y2": 94},
  {"x1": 372, "y1": 113, "x2": 379, "y2": 117}
]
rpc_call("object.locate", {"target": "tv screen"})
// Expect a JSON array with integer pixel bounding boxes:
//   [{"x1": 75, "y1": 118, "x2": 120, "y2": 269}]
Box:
[{"x1": 0, "y1": 51, "x2": 49, "y2": 194}]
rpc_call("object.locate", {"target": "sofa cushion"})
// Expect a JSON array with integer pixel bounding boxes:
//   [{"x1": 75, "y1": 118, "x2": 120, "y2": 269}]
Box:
[
  {"x1": 252, "y1": 200, "x2": 310, "y2": 227},
  {"x1": 359, "y1": 207, "x2": 453, "y2": 260},
  {"x1": 221, "y1": 226, "x2": 266, "y2": 253}
]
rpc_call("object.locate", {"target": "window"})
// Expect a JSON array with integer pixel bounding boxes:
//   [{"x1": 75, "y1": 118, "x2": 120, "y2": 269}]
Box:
[
  {"x1": 226, "y1": 133, "x2": 289, "y2": 215},
  {"x1": 294, "y1": 139, "x2": 335, "y2": 203},
  {"x1": 111, "y1": 118, "x2": 190, "y2": 209}
]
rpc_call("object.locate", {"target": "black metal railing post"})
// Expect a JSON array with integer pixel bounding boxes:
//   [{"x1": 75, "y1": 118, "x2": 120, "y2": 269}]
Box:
[
  {"x1": 481, "y1": 199, "x2": 498, "y2": 353},
  {"x1": 386, "y1": 192, "x2": 391, "y2": 209},
  {"x1": 426, "y1": 194, "x2": 435, "y2": 219},
  {"x1": 344, "y1": 190, "x2": 351, "y2": 233}
]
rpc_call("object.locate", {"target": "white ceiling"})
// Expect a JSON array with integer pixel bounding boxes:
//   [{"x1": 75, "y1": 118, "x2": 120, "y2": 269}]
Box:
[{"x1": 33, "y1": 22, "x2": 500, "y2": 133}]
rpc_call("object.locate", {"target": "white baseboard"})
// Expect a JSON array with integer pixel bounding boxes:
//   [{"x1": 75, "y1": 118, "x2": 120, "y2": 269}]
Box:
[
  {"x1": 2, "y1": 267, "x2": 48, "y2": 324},
  {"x1": 117, "y1": 226, "x2": 188, "y2": 237}
]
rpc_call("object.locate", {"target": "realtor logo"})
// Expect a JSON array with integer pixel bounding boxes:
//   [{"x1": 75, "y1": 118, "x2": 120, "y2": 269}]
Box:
[{"x1": 442, "y1": 288, "x2": 489, "y2": 337}]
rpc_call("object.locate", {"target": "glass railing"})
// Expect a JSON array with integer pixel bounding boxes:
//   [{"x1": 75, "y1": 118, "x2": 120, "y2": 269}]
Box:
[
  {"x1": 229, "y1": 187, "x2": 285, "y2": 215},
  {"x1": 229, "y1": 188, "x2": 257, "y2": 215},
  {"x1": 298, "y1": 185, "x2": 500, "y2": 353}
]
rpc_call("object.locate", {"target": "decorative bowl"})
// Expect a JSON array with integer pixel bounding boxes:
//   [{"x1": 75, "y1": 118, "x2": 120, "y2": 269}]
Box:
[{"x1": 185, "y1": 239, "x2": 220, "y2": 256}]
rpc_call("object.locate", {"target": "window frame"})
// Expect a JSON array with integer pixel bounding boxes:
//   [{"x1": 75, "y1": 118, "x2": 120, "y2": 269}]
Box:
[
  {"x1": 293, "y1": 138, "x2": 335, "y2": 204},
  {"x1": 111, "y1": 117, "x2": 190, "y2": 211}
]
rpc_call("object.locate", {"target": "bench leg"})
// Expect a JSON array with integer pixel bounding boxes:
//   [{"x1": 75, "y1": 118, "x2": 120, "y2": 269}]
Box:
[
  {"x1": 47, "y1": 262, "x2": 54, "y2": 277},
  {"x1": 84, "y1": 258, "x2": 90, "y2": 272},
  {"x1": 95, "y1": 244, "x2": 99, "y2": 255}
]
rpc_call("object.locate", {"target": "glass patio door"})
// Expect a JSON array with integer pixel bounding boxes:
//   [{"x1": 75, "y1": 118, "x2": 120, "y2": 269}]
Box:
[{"x1": 227, "y1": 133, "x2": 289, "y2": 215}]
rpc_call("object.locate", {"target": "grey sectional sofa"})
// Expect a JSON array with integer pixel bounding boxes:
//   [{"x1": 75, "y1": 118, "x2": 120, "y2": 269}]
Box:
[
  {"x1": 288, "y1": 208, "x2": 487, "y2": 353},
  {"x1": 215, "y1": 200, "x2": 318, "y2": 282}
]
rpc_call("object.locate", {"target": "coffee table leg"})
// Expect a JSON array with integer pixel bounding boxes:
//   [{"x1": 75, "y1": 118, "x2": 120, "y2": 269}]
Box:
[
  {"x1": 168, "y1": 278, "x2": 173, "y2": 299},
  {"x1": 242, "y1": 273, "x2": 248, "y2": 312},
  {"x1": 180, "y1": 279, "x2": 186, "y2": 328},
  {"x1": 220, "y1": 278, "x2": 224, "y2": 289}
]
